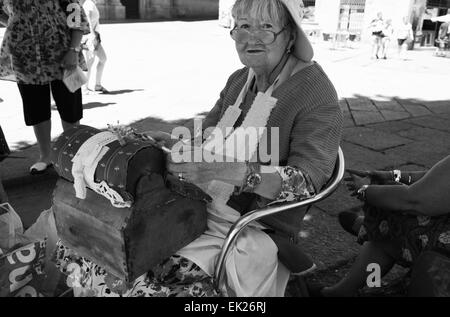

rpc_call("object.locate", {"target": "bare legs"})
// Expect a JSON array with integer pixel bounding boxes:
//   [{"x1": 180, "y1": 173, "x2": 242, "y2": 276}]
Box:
[
  {"x1": 33, "y1": 120, "x2": 52, "y2": 164},
  {"x1": 321, "y1": 241, "x2": 397, "y2": 297},
  {"x1": 381, "y1": 39, "x2": 390, "y2": 59},
  {"x1": 33, "y1": 119, "x2": 79, "y2": 163},
  {"x1": 85, "y1": 44, "x2": 107, "y2": 91},
  {"x1": 372, "y1": 36, "x2": 382, "y2": 59},
  {"x1": 61, "y1": 119, "x2": 79, "y2": 132},
  {"x1": 398, "y1": 41, "x2": 408, "y2": 60},
  {"x1": 94, "y1": 44, "x2": 107, "y2": 90}
]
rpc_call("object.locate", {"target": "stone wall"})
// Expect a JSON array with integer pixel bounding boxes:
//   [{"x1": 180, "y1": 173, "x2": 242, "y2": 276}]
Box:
[
  {"x1": 172, "y1": 0, "x2": 219, "y2": 19},
  {"x1": 96, "y1": 0, "x2": 126, "y2": 21},
  {"x1": 96, "y1": 0, "x2": 218, "y2": 21}
]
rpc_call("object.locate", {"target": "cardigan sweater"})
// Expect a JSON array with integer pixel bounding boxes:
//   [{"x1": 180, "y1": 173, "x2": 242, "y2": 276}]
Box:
[{"x1": 201, "y1": 62, "x2": 343, "y2": 271}]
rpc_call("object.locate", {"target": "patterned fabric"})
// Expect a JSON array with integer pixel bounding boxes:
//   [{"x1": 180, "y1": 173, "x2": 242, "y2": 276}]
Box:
[
  {"x1": 272, "y1": 166, "x2": 315, "y2": 203},
  {"x1": 357, "y1": 204, "x2": 450, "y2": 267},
  {"x1": 0, "y1": 0, "x2": 89, "y2": 84},
  {"x1": 54, "y1": 241, "x2": 220, "y2": 297}
]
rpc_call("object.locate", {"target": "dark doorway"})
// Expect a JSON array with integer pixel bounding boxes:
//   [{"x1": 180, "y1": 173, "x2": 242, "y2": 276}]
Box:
[{"x1": 121, "y1": 0, "x2": 140, "y2": 19}]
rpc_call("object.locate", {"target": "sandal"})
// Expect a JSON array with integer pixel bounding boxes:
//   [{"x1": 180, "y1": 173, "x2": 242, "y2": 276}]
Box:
[
  {"x1": 94, "y1": 85, "x2": 110, "y2": 94},
  {"x1": 30, "y1": 162, "x2": 53, "y2": 175}
]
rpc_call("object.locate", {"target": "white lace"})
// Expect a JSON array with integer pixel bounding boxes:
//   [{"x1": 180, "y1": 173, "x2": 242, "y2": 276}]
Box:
[{"x1": 71, "y1": 131, "x2": 132, "y2": 208}]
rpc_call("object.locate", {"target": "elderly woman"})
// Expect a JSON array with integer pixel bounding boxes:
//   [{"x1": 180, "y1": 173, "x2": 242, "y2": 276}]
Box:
[
  {"x1": 314, "y1": 156, "x2": 450, "y2": 297},
  {"x1": 55, "y1": 0, "x2": 342, "y2": 297}
]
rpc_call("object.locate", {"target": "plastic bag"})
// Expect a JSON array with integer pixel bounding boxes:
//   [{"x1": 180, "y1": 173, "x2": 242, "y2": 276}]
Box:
[
  {"x1": 0, "y1": 204, "x2": 61, "y2": 297},
  {"x1": 0, "y1": 203, "x2": 24, "y2": 251},
  {"x1": 63, "y1": 66, "x2": 87, "y2": 93},
  {"x1": 0, "y1": 240, "x2": 47, "y2": 297},
  {"x1": 24, "y1": 208, "x2": 69, "y2": 297}
]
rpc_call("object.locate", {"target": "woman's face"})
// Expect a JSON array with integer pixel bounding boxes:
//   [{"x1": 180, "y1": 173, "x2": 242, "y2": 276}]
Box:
[{"x1": 234, "y1": 15, "x2": 291, "y2": 75}]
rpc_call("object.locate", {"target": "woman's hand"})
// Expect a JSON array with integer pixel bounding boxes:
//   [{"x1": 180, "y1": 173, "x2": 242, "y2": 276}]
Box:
[
  {"x1": 61, "y1": 50, "x2": 79, "y2": 70},
  {"x1": 142, "y1": 130, "x2": 180, "y2": 149},
  {"x1": 166, "y1": 146, "x2": 247, "y2": 188},
  {"x1": 344, "y1": 169, "x2": 371, "y2": 197},
  {"x1": 346, "y1": 169, "x2": 394, "y2": 185}
]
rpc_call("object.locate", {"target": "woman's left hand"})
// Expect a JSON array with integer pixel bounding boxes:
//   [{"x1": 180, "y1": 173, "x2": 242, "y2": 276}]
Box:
[
  {"x1": 345, "y1": 170, "x2": 371, "y2": 197},
  {"x1": 61, "y1": 50, "x2": 79, "y2": 70},
  {"x1": 167, "y1": 147, "x2": 248, "y2": 187}
]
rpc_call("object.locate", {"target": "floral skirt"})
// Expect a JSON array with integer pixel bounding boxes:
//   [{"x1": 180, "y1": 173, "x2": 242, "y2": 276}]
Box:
[
  {"x1": 357, "y1": 205, "x2": 450, "y2": 267},
  {"x1": 53, "y1": 241, "x2": 220, "y2": 297}
]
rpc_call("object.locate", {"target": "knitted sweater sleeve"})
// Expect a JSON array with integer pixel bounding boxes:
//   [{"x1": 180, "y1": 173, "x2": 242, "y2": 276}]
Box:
[{"x1": 287, "y1": 102, "x2": 343, "y2": 192}]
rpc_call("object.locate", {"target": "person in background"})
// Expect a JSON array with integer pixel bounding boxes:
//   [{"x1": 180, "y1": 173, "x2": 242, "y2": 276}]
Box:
[
  {"x1": 81, "y1": 0, "x2": 109, "y2": 93},
  {"x1": 369, "y1": 12, "x2": 385, "y2": 59},
  {"x1": 435, "y1": 21, "x2": 449, "y2": 57},
  {"x1": 396, "y1": 16, "x2": 414, "y2": 60},
  {"x1": 0, "y1": 0, "x2": 89, "y2": 174},
  {"x1": 380, "y1": 19, "x2": 394, "y2": 59}
]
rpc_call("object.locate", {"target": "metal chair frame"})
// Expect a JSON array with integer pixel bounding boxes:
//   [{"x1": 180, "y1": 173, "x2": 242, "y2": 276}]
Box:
[{"x1": 213, "y1": 147, "x2": 345, "y2": 293}]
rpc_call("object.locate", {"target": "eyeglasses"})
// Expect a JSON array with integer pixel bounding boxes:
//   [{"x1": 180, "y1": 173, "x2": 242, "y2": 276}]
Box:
[{"x1": 230, "y1": 27, "x2": 287, "y2": 45}]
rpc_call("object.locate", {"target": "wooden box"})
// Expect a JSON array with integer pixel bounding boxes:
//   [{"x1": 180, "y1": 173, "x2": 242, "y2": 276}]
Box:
[{"x1": 53, "y1": 174, "x2": 207, "y2": 282}]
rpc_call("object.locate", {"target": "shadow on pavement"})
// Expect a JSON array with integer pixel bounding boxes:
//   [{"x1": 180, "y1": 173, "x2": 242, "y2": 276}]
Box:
[
  {"x1": 103, "y1": 89, "x2": 144, "y2": 95},
  {"x1": 83, "y1": 102, "x2": 117, "y2": 110},
  {"x1": 129, "y1": 112, "x2": 210, "y2": 134},
  {"x1": 11, "y1": 140, "x2": 35, "y2": 150}
]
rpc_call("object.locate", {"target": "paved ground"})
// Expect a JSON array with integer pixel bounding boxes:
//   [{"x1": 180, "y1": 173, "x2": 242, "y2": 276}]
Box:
[{"x1": 1, "y1": 20, "x2": 450, "y2": 296}]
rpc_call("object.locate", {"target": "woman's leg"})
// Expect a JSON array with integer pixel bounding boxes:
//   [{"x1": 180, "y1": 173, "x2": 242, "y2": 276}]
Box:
[
  {"x1": 50, "y1": 80, "x2": 83, "y2": 131},
  {"x1": 94, "y1": 44, "x2": 107, "y2": 89},
  {"x1": 382, "y1": 39, "x2": 390, "y2": 58},
  {"x1": 33, "y1": 120, "x2": 52, "y2": 163},
  {"x1": 322, "y1": 241, "x2": 396, "y2": 297},
  {"x1": 84, "y1": 50, "x2": 96, "y2": 90},
  {"x1": 400, "y1": 42, "x2": 408, "y2": 59},
  {"x1": 371, "y1": 36, "x2": 379, "y2": 58},
  {"x1": 17, "y1": 83, "x2": 53, "y2": 164}
]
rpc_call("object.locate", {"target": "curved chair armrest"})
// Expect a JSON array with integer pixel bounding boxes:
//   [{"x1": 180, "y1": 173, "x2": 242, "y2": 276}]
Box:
[{"x1": 213, "y1": 147, "x2": 345, "y2": 292}]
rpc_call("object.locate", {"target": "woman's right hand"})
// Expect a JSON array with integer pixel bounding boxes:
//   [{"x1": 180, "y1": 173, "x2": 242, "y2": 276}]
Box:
[
  {"x1": 345, "y1": 169, "x2": 393, "y2": 185},
  {"x1": 142, "y1": 130, "x2": 179, "y2": 149}
]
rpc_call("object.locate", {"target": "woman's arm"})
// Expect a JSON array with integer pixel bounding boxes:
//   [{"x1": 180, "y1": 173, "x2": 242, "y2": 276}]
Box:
[
  {"x1": 0, "y1": 2, "x2": 8, "y2": 26},
  {"x1": 251, "y1": 102, "x2": 343, "y2": 201},
  {"x1": 252, "y1": 165, "x2": 315, "y2": 202},
  {"x1": 60, "y1": 0, "x2": 90, "y2": 35},
  {"x1": 398, "y1": 170, "x2": 427, "y2": 185},
  {"x1": 364, "y1": 155, "x2": 450, "y2": 216},
  {"x1": 82, "y1": 1, "x2": 96, "y2": 34},
  {"x1": 60, "y1": 1, "x2": 90, "y2": 69},
  {"x1": 69, "y1": 29, "x2": 84, "y2": 49}
]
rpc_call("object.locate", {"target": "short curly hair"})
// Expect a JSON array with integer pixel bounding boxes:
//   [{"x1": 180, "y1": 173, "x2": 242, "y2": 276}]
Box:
[{"x1": 231, "y1": 0, "x2": 295, "y2": 30}]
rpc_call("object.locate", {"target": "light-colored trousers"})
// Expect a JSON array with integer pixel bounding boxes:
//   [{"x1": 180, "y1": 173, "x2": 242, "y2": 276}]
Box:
[{"x1": 84, "y1": 43, "x2": 107, "y2": 89}]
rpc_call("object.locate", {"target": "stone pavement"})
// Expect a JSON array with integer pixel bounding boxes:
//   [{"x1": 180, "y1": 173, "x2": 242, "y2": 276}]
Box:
[{"x1": 1, "y1": 20, "x2": 450, "y2": 295}]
